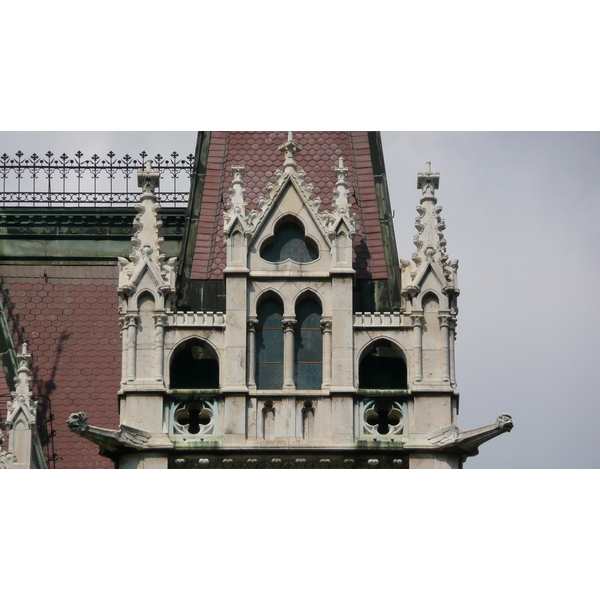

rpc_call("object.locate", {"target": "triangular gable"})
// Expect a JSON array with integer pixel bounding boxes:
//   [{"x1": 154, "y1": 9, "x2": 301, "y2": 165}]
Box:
[{"x1": 247, "y1": 174, "x2": 333, "y2": 250}]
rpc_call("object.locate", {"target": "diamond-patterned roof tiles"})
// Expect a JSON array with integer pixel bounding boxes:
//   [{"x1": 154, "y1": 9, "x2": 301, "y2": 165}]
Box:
[
  {"x1": 0, "y1": 265, "x2": 119, "y2": 468},
  {"x1": 190, "y1": 132, "x2": 388, "y2": 280}
]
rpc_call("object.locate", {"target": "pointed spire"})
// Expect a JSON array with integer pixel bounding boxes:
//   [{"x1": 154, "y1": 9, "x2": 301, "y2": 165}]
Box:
[
  {"x1": 413, "y1": 163, "x2": 446, "y2": 265},
  {"x1": 130, "y1": 158, "x2": 164, "y2": 264},
  {"x1": 118, "y1": 158, "x2": 177, "y2": 302},
  {"x1": 401, "y1": 163, "x2": 459, "y2": 300},
  {"x1": 278, "y1": 131, "x2": 302, "y2": 174}
]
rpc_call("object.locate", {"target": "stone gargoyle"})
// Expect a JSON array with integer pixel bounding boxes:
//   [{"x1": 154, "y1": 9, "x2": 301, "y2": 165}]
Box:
[
  {"x1": 67, "y1": 412, "x2": 153, "y2": 454},
  {"x1": 425, "y1": 413, "x2": 514, "y2": 457}
]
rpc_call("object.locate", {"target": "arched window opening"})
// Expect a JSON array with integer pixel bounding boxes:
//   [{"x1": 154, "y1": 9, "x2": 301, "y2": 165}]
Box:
[
  {"x1": 170, "y1": 340, "x2": 219, "y2": 389},
  {"x1": 294, "y1": 297, "x2": 322, "y2": 390},
  {"x1": 256, "y1": 297, "x2": 284, "y2": 389},
  {"x1": 359, "y1": 341, "x2": 407, "y2": 390},
  {"x1": 260, "y1": 220, "x2": 318, "y2": 263}
]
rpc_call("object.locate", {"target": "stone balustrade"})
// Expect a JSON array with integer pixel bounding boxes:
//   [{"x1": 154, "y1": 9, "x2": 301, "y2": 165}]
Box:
[
  {"x1": 167, "y1": 312, "x2": 226, "y2": 328},
  {"x1": 353, "y1": 311, "x2": 403, "y2": 328}
]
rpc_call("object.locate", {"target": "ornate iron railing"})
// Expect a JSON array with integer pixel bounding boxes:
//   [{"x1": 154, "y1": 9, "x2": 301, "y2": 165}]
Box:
[{"x1": 0, "y1": 151, "x2": 194, "y2": 207}]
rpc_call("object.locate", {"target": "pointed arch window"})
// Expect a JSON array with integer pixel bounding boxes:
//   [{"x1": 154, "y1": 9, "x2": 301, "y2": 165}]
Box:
[
  {"x1": 260, "y1": 220, "x2": 318, "y2": 263},
  {"x1": 256, "y1": 297, "x2": 284, "y2": 389},
  {"x1": 170, "y1": 340, "x2": 219, "y2": 389},
  {"x1": 294, "y1": 297, "x2": 323, "y2": 390},
  {"x1": 359, "y1": 341, "x2": 407, "y2": 390}
]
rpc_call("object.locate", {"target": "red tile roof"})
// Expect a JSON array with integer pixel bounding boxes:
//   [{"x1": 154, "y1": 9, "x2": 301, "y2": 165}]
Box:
[
  {"x1": 0, "y1": 265, "x2": 119, "y2": 468},
  {"x1": 190, "y1": 132, "x2": 389, "y2": 280}
]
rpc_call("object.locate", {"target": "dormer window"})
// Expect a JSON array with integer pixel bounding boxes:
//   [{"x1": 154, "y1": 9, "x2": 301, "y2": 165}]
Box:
[{"x1": 260, "y1": 219, "x2": 318, "y2": 263}]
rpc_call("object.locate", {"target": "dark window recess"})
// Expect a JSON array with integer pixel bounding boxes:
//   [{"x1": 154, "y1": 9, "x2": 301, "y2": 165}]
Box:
[
  {"x1": 295, "y1": 298, "x2": 322, "y2": 390},
  {"x1": 256, "y1": 298, "x2": 284, "y2": 389},
  {"x1": 170, "y1": 343, "x2": 219, "y2": 389},
  {"x1": 177, "y1": 280, "x2": 226, "y2": 312},
  {"x1": 359, "y1": 343, "x2": 407, "y2": 389},
  {"x1": 261, "y1": 221, "x2": 318, "y2": 263}
]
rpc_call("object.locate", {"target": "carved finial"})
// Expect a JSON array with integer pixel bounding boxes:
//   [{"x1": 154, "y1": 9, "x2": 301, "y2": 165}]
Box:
[
  {"x1": 333, "y1": 156, "x2": 350, "y2": 208},
  {"x1": 137, "y1": 159, "x2": 160, "y2": 196},
  {"x1": 129, "y1": 159, "x2": 163, "y2": 262},
  {"x1": 417, "y1": 162, "x2": 440, "y2": 203},
  {"x1": 278, "y1": 131, "x2": 302, "y2": 174},
  {"x1": 14, "y1": 343, "x2": 32, "y2": 397},
  {"x1": 229, "y1": 166, "x2": 246, "y2": 210}
]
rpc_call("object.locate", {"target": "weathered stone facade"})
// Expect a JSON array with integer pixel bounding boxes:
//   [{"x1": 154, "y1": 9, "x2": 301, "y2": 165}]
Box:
[{"x1": 61, "y1": 132, "x2": 513, "y2": 468}]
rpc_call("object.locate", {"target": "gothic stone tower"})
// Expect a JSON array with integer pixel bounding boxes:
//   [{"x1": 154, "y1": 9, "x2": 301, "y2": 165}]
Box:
[{"x1": 66, "y1": 132, "x2": 513, "y2": 469}]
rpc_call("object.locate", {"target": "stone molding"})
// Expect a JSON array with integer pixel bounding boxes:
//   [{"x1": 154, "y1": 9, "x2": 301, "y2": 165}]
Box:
[{"x1": 171, "y1": 454, "x2": 406, "y2": 469}]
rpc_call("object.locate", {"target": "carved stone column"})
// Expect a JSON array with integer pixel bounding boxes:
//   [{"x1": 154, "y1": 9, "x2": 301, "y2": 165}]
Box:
[
  {"x1": 282, "y1": 317, "x2": 297, "y2": 389},
  {"x1": 126, "y1": 315, "x2": 139, "y2": 383},
  {"x1": 411, "y1": 314, "x2": 424, "y2": 383},
  {"x1": 247, "y1": 318, "x2": 258, "y2": 388},
  {"x1": 119, "y1": 316, "x2": 127, "y2": 386},
  {"x1": 438, "y1": 315, "x2": 451, "y2": 383},
  {"x1": 153, "y1": 313, "x2": 168, "y2": 383},
  {"x1": 320, "y1": 318, "x2": 332, "y2": 388},
  {"x1": 448, "y1": 316, "x2": 457, "y2": 386}
]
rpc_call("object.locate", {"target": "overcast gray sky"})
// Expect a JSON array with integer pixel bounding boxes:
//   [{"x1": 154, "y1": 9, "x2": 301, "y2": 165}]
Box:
[{"x1": 2, "y1": 130, "x2": 597, "y2": 468}]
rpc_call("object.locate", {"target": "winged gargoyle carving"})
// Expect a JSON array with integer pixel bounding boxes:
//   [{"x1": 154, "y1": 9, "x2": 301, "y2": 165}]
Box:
[
  {"x1": 67, "y1": 412, "x2": 152, "y2": 453},
  {"x1": 426, "y1": 413, "x2": 514, "y2": 457}
]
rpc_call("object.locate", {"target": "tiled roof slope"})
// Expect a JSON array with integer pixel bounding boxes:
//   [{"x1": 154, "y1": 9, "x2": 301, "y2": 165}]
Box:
[
  {"x1": 189, "y1": 132, "x2": 389, "y2": 280},
  {"x1": 0, "y1": 265, "x2": 120, "y2": 468}
]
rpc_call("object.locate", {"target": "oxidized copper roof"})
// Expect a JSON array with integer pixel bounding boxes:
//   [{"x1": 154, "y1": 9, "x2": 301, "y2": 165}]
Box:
[{"x1": 190, "y1": 132, "x2": 388, "y2": 280}]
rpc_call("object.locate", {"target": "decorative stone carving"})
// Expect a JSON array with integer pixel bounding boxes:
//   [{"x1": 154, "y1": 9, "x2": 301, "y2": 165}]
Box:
[
  {"x1": 0, "y1": 432, "x2": 15, "y2": 469},
  {"x1": 171, "y1": 400, "x2": 216, "y2": 437},
  {"x1": 401, "y1": 162, "x2": 459, "y2": 300},
  {"x1": 6, "y1": 343, "x2": 36, "y2": 428},
  {"x1": 117, "y1": 159, "x2": 177, "y2": 304},
  {"x1": 424, "y1": 413, "x2": 514, "y2": 457},
  {"x1": 362, "y1": 400, "x2": 404, "y2": 437},
  {"x1": 247, "y1": 317, "x2": 259, "y2": 334},
  {"x1": 67, "y1": 411, "x2": 156, "y2": 453},
  {"x1": 496, "y1": 413, "x2": 514, "y2": 432},
  {"x1": 320, "y1": 318, "x2": 332, "y2": 333},
  {"x1": 223, "y1": 132, "x2": 356, "y2": 246},
  {"x1": 282, "y1": 318, "x2": 297, "y2": 333}
]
